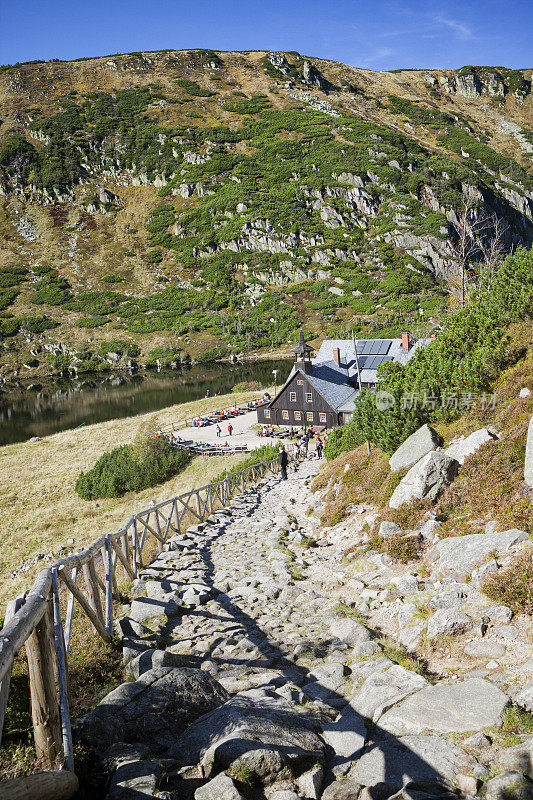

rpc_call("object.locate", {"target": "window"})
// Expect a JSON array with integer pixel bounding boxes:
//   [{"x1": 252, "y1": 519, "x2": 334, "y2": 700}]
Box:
[
  {"x1": 282, "y1": 410, "x2": 289, "y2": 420},
  {"x1": 319, "y1": 413, "x2": 327, "y2": 423},
  {"x1": 289, "y1": 391, "x2": 296, "y2": 402},
  {"x1": 306, "y1": 393, "x2": 312, "y2": 403},
  {"x1": 297, "y1": 380, "x2": 303, "y2": 386},
  {"x1": 307, "y1": 412, "x2": 314, "y2": 422},
  {"x1": 294, "y1": 411, "x2": 301, "y2": 421},
  {"x1": 264, "y1": 410, "x2": 270, "y2": 418}
]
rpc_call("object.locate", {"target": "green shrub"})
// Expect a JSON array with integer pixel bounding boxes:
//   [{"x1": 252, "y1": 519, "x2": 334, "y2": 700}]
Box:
[
  {"x1": 98, "y1": 339, "x2": 140, "y2": 358},
  {"x1": 482, "y1": 552, "x2": 533, "y2": 613},
  {"x1": 75, "y1": 436, "x2": 192, "y2": 499},
  {"x1": 215, "y1": 443, "x2": 280, "y2": 482},
  {"x1": 175, "y1": 78, "x2": 214, "y2": 97},
  {"x1": 195, "y1": 345, "x2": 229, "y2": 363},
  {"x1": 145, "y1": 346, "x2": 182, "y2": 367},
  {"x1": 76, "y1": 316, "x2": 110, "y2": 328}
]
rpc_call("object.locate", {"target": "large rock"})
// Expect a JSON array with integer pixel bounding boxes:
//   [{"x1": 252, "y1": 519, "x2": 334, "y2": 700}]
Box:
[
  {"x1": 350, "y1": 665, "x2": 428, "y2": 723},
  {"x1": 444, "y1": 428, "x2": 497, "y2": 465},
  {"x1": 526, "y1": 416, "x2": 533, "y2": 488},
  {"x1": 329, "y1": 618, "x2": 372, "y2": 645},
  {"x1": 389, "y1": 425, "x2": 443, "y2": 473},
  {"x1": 426, "y1": 609, "x2": 473, "y2": 638},
  {"x1": 322, "y1": 704, "x2": 367, "y2": 758},
  {"x1": 78, "y1": 667, "x2": 229, "y2": 754},
  {"x1": 195, "y1": 774, "x2": 245, "y2": 800},
  {"x1": 427, "y1": 529, "x2": 529, "y2": 580},
  {"x1": 349, "y1": 733, "x2": 475, "y2": 790},
  {"x1": 485, "y1": 771, "x2": 533, "y2": 800},
  {"x1": 514, "y1": 680, "x2": 533, "y2": 713},
  {"x1": 378, "y1": 678, "x2": 508, "y2": 735},
  {"x1": 389, "y1": 452, "x2": 459, "y2": 509},
  {"x1": 168, "y1": 695, "x2": 326, "y2": 781}
]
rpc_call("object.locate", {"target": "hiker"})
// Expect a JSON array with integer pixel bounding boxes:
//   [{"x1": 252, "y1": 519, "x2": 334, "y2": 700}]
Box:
[
  {"x1": 293, "y1": 441, "x2": 300, "y2": 460},
  {"x1": 227, "y1": 422, "x2": 233, "y2": 436},
  {"x1": 316, "y1": 436, "x2": 323, "y2": 459},
  {"x1": 278, "y1": 445, "x2": 288, "y2": 480},
  {"x1": 301, "y1": 434, "x2": 309, "y2": 458},
  {"x1": 216, "y1": 424, "x2": 221, "y2": 438}
]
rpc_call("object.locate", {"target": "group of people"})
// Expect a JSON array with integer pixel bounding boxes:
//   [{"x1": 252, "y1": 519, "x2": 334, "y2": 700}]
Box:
[
  {"x1": 277, "y1": 431, "x2": 324, "y2": 480},
  {"x1": 216, "y1": 422, "x2": 233, "y2": 437}
]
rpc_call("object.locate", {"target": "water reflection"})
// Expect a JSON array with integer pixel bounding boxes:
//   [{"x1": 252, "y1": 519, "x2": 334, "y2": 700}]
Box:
[{"x1": 0, "y1": 360, "x2": 292, "y2": 446}]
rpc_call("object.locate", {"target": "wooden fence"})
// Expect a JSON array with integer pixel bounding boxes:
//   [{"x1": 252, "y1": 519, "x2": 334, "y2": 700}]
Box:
[{"x1": 0, "y1": 454, "x2": 285, "y2": 792}]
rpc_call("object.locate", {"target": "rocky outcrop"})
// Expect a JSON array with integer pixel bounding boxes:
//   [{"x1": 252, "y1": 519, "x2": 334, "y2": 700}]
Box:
[
  {"x1": 389, "y1": 424, "x2": 442, "y2": 472},
  {"x1": 444, "y1": 427, "x2": 498, "y2": 465},
  {"x1": 73, "y1": 457, "x2": 533, "y2": 800},
  {"x1": 389, "y1": 452, "x2": 459, "y2": 509},
  {"x1": 426, "y1": 528, "x2": 529, "y2": 580}
]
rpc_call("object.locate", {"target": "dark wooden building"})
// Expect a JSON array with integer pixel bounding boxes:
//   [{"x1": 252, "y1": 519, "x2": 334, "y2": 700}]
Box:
[{"x1": 257, "y1": 330, "x2": 428, "y2": 429}]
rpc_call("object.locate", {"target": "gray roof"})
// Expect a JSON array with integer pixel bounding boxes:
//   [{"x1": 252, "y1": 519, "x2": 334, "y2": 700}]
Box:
[
  {"x1": 303, "y1": 360, "x2": 357, "y2": 410},
  {"x1": 314, "y1": 338, "x2": 429, "y2": 382},
  {"x1": 271, "y1": 336, "x2": 430, "y2": 413}
]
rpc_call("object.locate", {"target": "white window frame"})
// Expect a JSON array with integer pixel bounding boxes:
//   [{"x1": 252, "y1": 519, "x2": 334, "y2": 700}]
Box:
[
  {"x1": 306, "y1": 392, "x2": 312, "y2": 403},
  {"x1": 264, "y1": 409, "x2": 270, "y2": 418},
  {"x1": 289, "y1": 391, "x2": 296, "y2": 402},
  {"x1": 306, "y1": 412, "x2": 314, "y2": 422},
  {"x1": 282, "y1": 410, "x2": 289, "y2": 420},
  {"x1": 297, "y1": 379, "x2": 303, "y2": 386},
  {"x1": 319, "y1": 413, "x2": 327, "y2": 423},
  {"x1": 294, "y1": 411, "x2": 301, "y2": 421}
]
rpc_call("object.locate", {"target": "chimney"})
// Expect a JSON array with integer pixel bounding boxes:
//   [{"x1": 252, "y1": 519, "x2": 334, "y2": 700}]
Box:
[
  {"x1": 333, "y1": 347, "x2": 341, "y2": 366},
  {"x1": 401, "y1": 332, "x2": 410, "y2": 351}
]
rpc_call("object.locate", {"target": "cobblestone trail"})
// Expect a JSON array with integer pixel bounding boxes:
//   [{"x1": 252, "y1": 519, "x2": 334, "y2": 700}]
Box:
[{"x1": 77, "y1": 457, "x2": 533, "y2": 800}]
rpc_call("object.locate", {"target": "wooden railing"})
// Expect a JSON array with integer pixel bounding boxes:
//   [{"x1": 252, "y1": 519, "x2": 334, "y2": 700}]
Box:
[{"x1": 0, "y1": 454, "x2": 285, "y2": 790}]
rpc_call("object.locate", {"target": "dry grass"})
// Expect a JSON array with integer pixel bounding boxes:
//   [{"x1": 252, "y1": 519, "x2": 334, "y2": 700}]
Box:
[{"x1": 0, "y1": 388, "x2": 263, "y2": 611}]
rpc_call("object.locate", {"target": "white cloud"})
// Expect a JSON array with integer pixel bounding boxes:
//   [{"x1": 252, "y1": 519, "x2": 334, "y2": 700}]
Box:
[{"x1": 435, "y1": 15, "x2": 474, "y2": 41}]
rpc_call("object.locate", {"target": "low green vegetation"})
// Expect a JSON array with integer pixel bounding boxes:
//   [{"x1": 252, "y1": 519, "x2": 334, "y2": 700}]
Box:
[
  {"x1": 325, "y1": 247, "x2": 533, "y2": 458},
  {"x1": 215, "y1": 443, "x2": 280, "y2": 482},
  {"x1": 75, "y1": 436, "x2": 191, "y2": 499},
  {"x1": 482, "y1": 552, "x2": 533, "y2": 613}
]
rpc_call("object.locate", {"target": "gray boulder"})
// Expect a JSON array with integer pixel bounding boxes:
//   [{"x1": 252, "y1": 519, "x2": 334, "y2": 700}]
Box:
[
  {"x1": 127, "y1": 648, "x2": 191, "y2": 679},
  {"x1": 349, "y1": 733, "x2": 475, "y2": 790},
  {"x1": 463, "y1": 640, "x2": 506, "y2": 659},
  {"x1": 78, "y1": 667, "x2": 228, "y2": 754},
  {"x1": 106, "y1": 759, "x2": 161, "y2": 800},
  {"x1": 329, "y1": 618, "x2": 372, "y2": 645},
  {"x1": 168, "y1": 695, "x2": 325, "y2": 780},
  {"x1": 350, "y1": 665, "x2": 428, "y2": 723},
  {"x1": 322, "y1": 779, "x2": 363, "y2": 799},
  {"x1": 426, "y1": 609, "x2": 473, "y2": 638},
  {"x1": 195, "y1": 774, "x2": 246, "y2": 800},
  {"x1": 427, "y1": 528, "x2": 528, "y2": 580},
  {"x1": 515, "y1": 680, "x2": 533, "y2": 713},
  {"x1": 378, "y1": 678, "x2": 508, "y2": 735},
  {"x1": 389, "y1": 425, "x2": 443, "y2": 472},
  {"x1": 526, "y1": 416, "x2": 533, "y2": 488},
  {"x1": 129, "y1": 594, "x2": 180, "y2": 623},
  {"x1": 485, "y1": 771, "x2": 533, "y2": 800},
  {"x1": 444, "y1": 427, "x2": 497, "y2": 465},
  {"x1": 379, "y1": 521, "x2": 402, "y2": 539},
  {"x1": 495, "y1": 738, "x2": 533, "y2": 778},
  {"x1": 389, "y1": 452, "x2": 459, "y2": 509},
  {"x1": 322, "y1": 704, "x2": 367, "y2": 758}
]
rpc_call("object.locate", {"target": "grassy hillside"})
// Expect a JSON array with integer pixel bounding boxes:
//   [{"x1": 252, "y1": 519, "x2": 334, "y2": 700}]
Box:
[
  {"x1": 0, "y1": 387, "x2": 264, "y2": 609},
  {"x1": 0, "y1": 49, "x2": 532, "y2": 377}
]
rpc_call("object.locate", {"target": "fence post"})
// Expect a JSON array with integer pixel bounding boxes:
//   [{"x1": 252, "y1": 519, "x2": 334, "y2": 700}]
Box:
[
  {"x1": 105, "y1": 535, "x2": 113, "y2": 636},
  {"x1": 51, "y1": 569, "x2": 74, "y2": 773},
  {"x1": 26, "y1": 595, "x2": 64, "y2": 768}
]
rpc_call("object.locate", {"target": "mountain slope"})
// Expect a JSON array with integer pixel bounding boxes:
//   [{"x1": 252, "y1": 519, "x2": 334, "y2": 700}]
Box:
[{"x1": 0, "y1": 49, "x2": 532, "y2": 377}]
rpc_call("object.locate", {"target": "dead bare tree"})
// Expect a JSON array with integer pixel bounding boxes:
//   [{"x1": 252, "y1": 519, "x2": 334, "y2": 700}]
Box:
[{"x1": 448, "y1": 188, "x2": 508, "y2": 306}]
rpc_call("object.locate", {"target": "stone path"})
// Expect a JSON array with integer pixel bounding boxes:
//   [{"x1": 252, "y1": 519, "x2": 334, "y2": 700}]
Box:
[
  {"x1": 176, "y1": 410, "x2": 283, "y2": 451},
  {"x1": 77, "y1": 457, "x2": 533, "y2": 800}
]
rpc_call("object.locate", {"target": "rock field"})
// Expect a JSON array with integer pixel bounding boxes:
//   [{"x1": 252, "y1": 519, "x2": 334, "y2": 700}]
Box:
[{"x1": 77, "y1": 455, "x2": 533, "y2": 800}]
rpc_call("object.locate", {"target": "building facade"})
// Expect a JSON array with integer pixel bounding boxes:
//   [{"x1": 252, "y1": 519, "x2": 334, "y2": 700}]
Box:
[{"x1": 257, "y1": 330, "x2": 428, "y2": 429}]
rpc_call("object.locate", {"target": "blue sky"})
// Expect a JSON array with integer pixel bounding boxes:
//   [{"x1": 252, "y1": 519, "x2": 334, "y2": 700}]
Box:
[{"x1": 1, "y1": 0, "x2": 531, "y2": 71}]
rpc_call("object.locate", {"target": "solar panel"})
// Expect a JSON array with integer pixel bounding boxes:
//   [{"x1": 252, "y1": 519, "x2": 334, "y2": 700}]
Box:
[
  {"x1": 378, "y1": 340, "x2": 391, "y2": 355},
  {"x1": 369, "y1": 340, "x2": 381, "y2": 355},
  {"x1": 360, "y1": 340, "x2": 373, "y2": 355}
]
